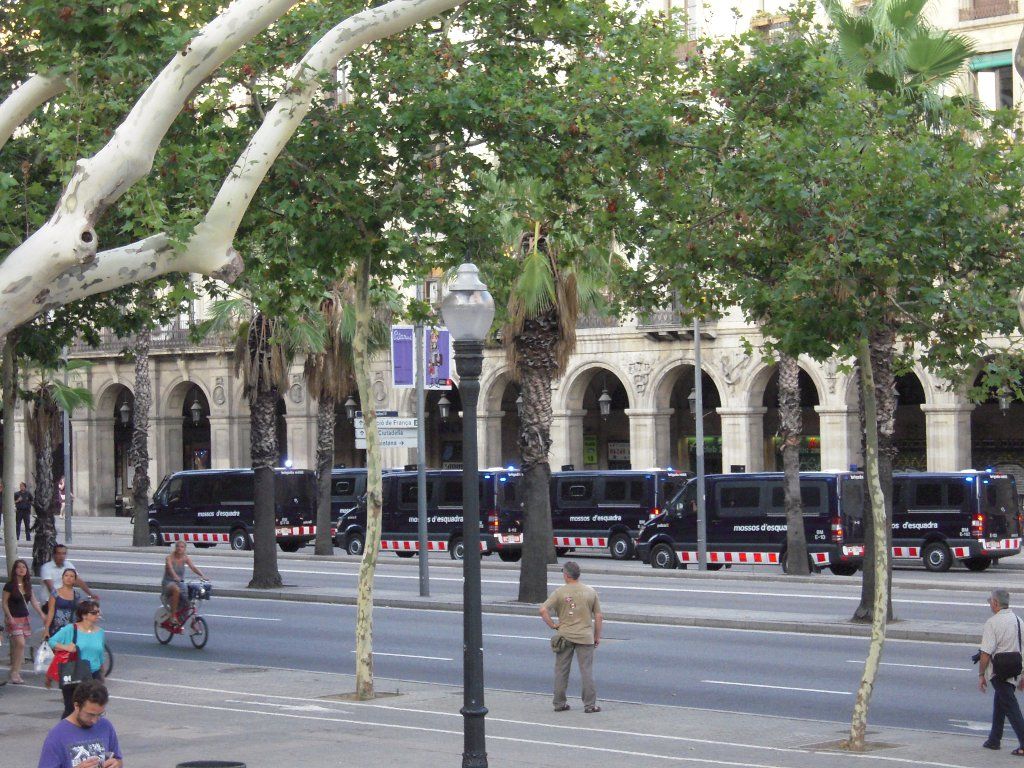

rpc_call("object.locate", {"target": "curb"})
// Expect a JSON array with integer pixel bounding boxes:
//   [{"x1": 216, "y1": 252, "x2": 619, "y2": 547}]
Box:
[{"x1": 88, "y1": 579, "x2": 979, "y2": 645}]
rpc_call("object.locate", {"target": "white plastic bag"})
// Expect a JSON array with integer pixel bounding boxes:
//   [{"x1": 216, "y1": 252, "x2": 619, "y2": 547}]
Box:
[{"x1": 34, "y1": 640, "x2": 54, "y2": 673}]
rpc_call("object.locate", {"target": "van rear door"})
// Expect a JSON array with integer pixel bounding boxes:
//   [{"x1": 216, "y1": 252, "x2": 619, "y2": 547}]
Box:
[
  {"x1": 980, "y1": 474, "x2": 1020, "y2": 539},
  {"x1": 839, "y1": 475, "x2": 866, "y2": 545}
]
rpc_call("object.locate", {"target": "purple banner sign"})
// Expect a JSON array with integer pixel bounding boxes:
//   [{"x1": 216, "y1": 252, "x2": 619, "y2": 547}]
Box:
[{"x1": 391, "y1": 325, "x2": 415, "y2": 388}]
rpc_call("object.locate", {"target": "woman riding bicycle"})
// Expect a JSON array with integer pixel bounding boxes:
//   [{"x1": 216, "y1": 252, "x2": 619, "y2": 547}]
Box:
[{"x1": 162, "y1": 541, "x2": 207, "y2": 623}]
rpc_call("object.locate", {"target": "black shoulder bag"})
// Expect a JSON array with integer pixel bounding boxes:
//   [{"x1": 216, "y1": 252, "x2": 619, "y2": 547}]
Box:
[
  {"x1": 992, "y1": 617, "x2": 1023, "y2": 682},
  {"x1": 57, "y1": 625, "x2": 93, "y2": 688}
]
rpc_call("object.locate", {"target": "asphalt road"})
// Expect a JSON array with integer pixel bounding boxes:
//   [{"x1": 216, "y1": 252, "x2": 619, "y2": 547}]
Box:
[
  {"x1": 59, "y1": 545, "x2": 1016, "y2": 626},
  {"x1": 94, "y1": 586, "x2": 987, "y2": 737}
]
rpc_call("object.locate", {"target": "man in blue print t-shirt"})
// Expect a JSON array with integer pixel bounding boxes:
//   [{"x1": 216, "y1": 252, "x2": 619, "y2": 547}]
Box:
[{"x1": 38, "y1": 680, "x2": 122, "y2": 768}]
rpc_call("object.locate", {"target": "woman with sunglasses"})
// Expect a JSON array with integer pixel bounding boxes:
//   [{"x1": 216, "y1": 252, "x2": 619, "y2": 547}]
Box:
[
  {"x1": 48, "y1": 600, "x2": 106, "y2": 717},
  {"x1": 3, "y1": 558, "x2": 46, "y2": 684}
]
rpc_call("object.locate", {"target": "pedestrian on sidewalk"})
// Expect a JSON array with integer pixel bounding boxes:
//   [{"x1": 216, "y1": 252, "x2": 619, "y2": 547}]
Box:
[
  {"x1": 3, "y1": 558, "x2": 47, "y2": 684},
  {"x1": 41, "y1": 545, "x2": 99, "y2": 603},
  {"x1": 37, "y1": 679, "x2": 123, "y2": 768},
  {"x1": 15, "y1": 482, "x2": 34, "y2": 541},
  {"x1": 540, "y1": 560, "x2": 603, "y2": 714},
  {"x1": 979, "y1": 588, "x2": 1024, "y2": 754}
]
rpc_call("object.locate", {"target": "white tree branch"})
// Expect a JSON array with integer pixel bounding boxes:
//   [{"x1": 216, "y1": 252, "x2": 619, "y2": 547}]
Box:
[
  {"x1": 25, "y1": 0, "x2": 463, "y2": 317},
  {"x1": 0, "y1": 0, "x2": 303, "y2": 338},
  {"x1": 0, "y1": 72, "x2": 68, "y2": 154}
]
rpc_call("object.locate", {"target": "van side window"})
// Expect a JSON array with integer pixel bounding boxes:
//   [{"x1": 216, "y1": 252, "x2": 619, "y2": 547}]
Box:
[
  {"x1": 440, "y1": 480, "x2": 463, "y2": 505},
  {"x1": 219, "y1": 474, "x2": 253, "y2": 502},
  {"x1": 716, "y1": 485, "x2": 762, "y2": 519},
  {"x1": 768, "y1": 484, "x2": 824, "y2": 516},
  {"x1": 166, "y1": 477, "x2": 183, "y2": 504},
  {"x1": 947, "y1": 482, "x2": 965, "y2": 509},
  {"x1": 604, "y1": 480, "x2": 627, "y2": 502},
  {"x1": 629, "y1": 480, "x2": 646, "y2": 502},
  {"x1": 560, "y1": 481, "x2": 592, "y2": 502},
  {"x1": 333, "y1": 478, "x2": 355, "y2": 497},
  {"x1": 498, "y1": 478, "x2": 517, "y2": 506},
  {"x1": 399, "y1": 480, "x2": 419, "y2": 506},
  {"x1": 189, "y1": 476, "x2": 218, "y2": 505},
  {"x1": 912, "y1": 482, "x2": 943, "y2": 508}
]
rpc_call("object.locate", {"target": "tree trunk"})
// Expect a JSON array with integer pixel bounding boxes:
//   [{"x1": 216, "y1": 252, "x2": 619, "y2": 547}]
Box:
[
  {"x1": 2, "y1": 333, "x2": 18, "y2": 566},
  {"x1": 514, "y1": 310, "x2": 559, "y2": 604},
  {"x1": 845, "y1": 335, "x2": 890, "y2": 752},
  {"x1": 352, "y1": 258, "x2": 382, "y2": 699},
  {"x1": 314, "y1": 393, "x2": 336, "y2": 556},
  {"x1": 130, "y1": 329, "x2": 152, "y2": 547},
  {"x1": 779, "y1": 353, "x2": 809, "y2": 575},
  {"x1": 31, "y1": 399, "x2": 57, "y2": 575},
  {"x1": 249, "y1": 389, "x2": 282, "y2": 588},
  {"x1": 853, "y1": 324, "x2": 896, "y2": 621}
]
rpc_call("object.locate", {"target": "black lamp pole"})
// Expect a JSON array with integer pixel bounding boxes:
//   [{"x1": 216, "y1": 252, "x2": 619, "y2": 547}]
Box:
[{"x1": 441, "y1": 262, "x2": 494, "y2": 768}]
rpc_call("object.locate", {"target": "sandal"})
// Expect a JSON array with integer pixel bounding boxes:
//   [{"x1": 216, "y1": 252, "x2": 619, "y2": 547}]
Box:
[
  {"x1": 553, "y1": 704, "x2": 570, "y2": 712},
  {"x1": 1012, "y1": 747, "x2": 1024, "y2": 756},
  {"x1": 584, "y1": 705, "x2": 601, "y2": 714}
]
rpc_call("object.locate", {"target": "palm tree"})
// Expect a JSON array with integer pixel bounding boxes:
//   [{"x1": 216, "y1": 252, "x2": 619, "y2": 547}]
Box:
[
  {"x1": 777, "y1": 353, "x2": 810, "y2": 575},
  {"x1": 205, "y1": 298, "x2": 323, "y2": 588},
  {"x1": 130, "y1": 328, "x2": 152, "y2": 547},
  {"x1": 487, "y1": 177, "x2": 613, "y2": 603},
  {"x1": 25, "y1": 362, "x2": 92, "y2": 573}
]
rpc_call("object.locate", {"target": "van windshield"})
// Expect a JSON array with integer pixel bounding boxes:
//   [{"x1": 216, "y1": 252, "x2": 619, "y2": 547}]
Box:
[
  {"x1": 982, "y1": 477, "x2": 1019, "y2": 517},
  {"x1": 840, "y1": 477, "x2": 866, "y2": 519}
]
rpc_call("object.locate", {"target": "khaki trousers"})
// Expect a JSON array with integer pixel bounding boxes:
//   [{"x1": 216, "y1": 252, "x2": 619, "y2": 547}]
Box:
[{"x1": 553, "y1": 642, "x2": 596, "y2": 708}]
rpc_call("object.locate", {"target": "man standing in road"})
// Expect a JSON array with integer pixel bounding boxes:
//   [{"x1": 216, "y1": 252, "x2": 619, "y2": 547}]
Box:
[
  {"x1": 979, "y1": 588, "x2": 1024, "y2": 754},
  {"x1": 15, "y1": 482, "x2": 33, "y2": 541},
  {"x1": 540, "y1": 560, "x2": 603, "y2": 713},
  {"x1": 38, "y1": 679, "x2": 123, "y2": 767},
  {"x1": 41, "y1": 545, "x2": 99, "y2": 602}
]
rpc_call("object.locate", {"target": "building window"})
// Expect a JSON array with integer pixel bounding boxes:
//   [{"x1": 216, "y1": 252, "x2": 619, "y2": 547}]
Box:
[
  {"x1": 971, "y1": 52, "x2": 1015, "y2": 110},
  {"x1": 959, "y1": 0, "x2": 1018, "y2": 22}
]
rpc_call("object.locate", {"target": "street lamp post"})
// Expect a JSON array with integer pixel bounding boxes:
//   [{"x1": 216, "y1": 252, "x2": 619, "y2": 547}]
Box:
[
  {"x1": 686, "y1": 317, "x2": 707, "y2": 571},
  {"x1": 441, "y1": 262, "x2": 495, "y2": 768}
]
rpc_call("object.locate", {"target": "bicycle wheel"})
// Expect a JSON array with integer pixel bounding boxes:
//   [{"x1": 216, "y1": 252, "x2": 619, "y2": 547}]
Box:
[
  {"x1": 154, "y1": 617, "x2": 173, "y2": 645},
  {"x1": 189, "y1": 616, "x2": 208, "y2": 649},
  {"x1": 102, "y1": 643, "x2": 114, "y2": 677}
]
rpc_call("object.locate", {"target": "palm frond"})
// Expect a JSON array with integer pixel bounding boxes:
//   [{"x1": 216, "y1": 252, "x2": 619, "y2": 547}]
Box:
[
  {"x1": 49, "y1": 380, "x2": 93, "y2": 413},
  {"x1": 834, "y1": 15, "x2": 876, "y2": 77},
  {"x1": 904, "y1": 31, "x2": 974, "y2": 86},
  {"x1": 199, "y1": 298, "x2": 249, "y2": 339},
  {"x1": 883, "y1": 0, "x2": 929, "y2": 34},
  {"x1": 514, "y1": 248, "x2": 557, "y2": 317}
]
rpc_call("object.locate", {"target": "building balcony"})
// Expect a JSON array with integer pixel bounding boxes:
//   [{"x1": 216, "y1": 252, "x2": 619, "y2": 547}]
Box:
[
  {"x1": 636, "y1": 308, "x2": 716, "y2": 342},
  {"x1": 959, "y1": 0, "x2": 1018, "y2": 21},
  {"x1": 70, "y1": 318, "x2": 230, "y2": 356}
]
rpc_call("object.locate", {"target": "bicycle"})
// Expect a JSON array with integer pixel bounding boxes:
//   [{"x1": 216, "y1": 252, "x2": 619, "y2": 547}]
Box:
[{"x1": 153, "y1": 581, "x2": 212, "y2": 649}]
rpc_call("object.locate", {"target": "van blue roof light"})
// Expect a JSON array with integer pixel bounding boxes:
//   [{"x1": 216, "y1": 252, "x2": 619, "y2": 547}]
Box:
[
  {"x1": 507, "y1": 465, "x2": 515, "y2": 471},
  {"x1": 965, "y1": 476, "x2": 975, "y2": 483},
  {"x1": 499, "y1": 476, "x2": 507, "y2": 483}
]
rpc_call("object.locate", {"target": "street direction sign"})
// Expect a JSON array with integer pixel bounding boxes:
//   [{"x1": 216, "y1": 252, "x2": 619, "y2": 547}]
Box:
[
  {"x1": 355, "y1": 436, "x2": 418, "y2": 448},
  {"x1": 353, "y1": 417, "x2": 418, "y2": 429},
  {"x1": 355, "y1": 427, "x2": 418, "y2": 439}
]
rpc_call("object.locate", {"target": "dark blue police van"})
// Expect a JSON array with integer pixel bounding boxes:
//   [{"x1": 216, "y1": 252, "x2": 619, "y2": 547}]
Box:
[
  {"x1": 891, "y1": 470, "x2": 1022, "y2": 572},
  {"x1": 335, "y1": 468, "x2": 523, "y2": 560},
  {"x1": 148, "y1": 468, "x2": 318, "y2": 552},
  {"x1": 635, "y1": 471, "x2": 866, "y2": 575},
  {"x1": 549, "y1": 469, "x2": 690, "y2": 559}
]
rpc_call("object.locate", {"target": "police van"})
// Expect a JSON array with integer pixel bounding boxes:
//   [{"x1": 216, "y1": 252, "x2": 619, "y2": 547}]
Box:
[
  {"x1": 635, "y1": 471, "x2": 866, "y2": 575},
  {"x1": 147, "y1": 468, "x2": 318, "y2": 552},
  {"x1": 891, "y1": 470, "x2": 1023, "y2": 572},
  {"x1": 330, "y1": 468, "x2": 370, "y2": 554},
  {"x1": 549, "y1": 470, "x2": 690, "y2": 560},
  {"x1": 335, "y1": 468, "x2": 523, "y2": 560}
]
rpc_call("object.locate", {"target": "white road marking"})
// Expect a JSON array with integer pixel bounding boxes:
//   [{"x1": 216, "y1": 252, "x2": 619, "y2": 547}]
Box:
[
  {"x1": 225, "y1": 699, "x2": 348, "y2": 713},
  {"x1": 203, "y1": 613, "x2": 281, "y2": 621},
  {"x1": 103, "y1": 630, "x2": 152, "y2": 637},
  {"x1": 484, "y1": 633, "x2": 549, "y2": 640},
  {"x1": 703, "y1": 680, "x2": 852, "y2": 696},
  {"x1": 845, "y1": 660, "x2": 968, "y2": 672},
  {"x1": 948, "y1": 719, "x2": 990, "y2": 732},
  {"x1": 350, "y1": 650, "x2": 453, "y2": 661},
  {"x1": 95, "y1": 689, "x2": 986, "y2": 768}
]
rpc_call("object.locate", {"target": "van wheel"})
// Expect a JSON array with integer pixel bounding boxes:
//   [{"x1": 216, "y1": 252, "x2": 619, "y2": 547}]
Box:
[
  {"x1": 498, "y1": 550, "x2": 522, "y2": 562},
  {"x1": 651, "y1": 543, "x2": 677, "y2": 569},
  {"x1": 450, "y1": 538, "x2": 465, "y2": 560},
  {"x1": 609, "y1": 533, "x2": 634, "y2": 561},
  {"x1": 830, "y1": 563, "x2": 858, "y2": 576},
  {"x1": 555, "y1": 548, "x2": 571, "y2": 557},
  {"x1": 279, "y1": 541, "x2": 303, "y2": 553},
  {"x1": 230, "y1": 528, "x2": 252, "y2": 551},
  {"x1": 923, "y1": 542, "x2": 952, "y2": 572},
  {"x1": 964, "y1": 556, "x2": 992, "y2": 572},
  {"x1": 345, "y1": 534, "x2": 365, "y2": 556},
  {"x1": 148, "y1": 525, "x2": 165, "y2": 547},
  {"x1": 193, "y1": 542, "x2": 215, "y2": 549},
  {"x1": 706, "y1": 563, "x2": 724, "y2": 571},
  {"x1": 395, "y1": 551, "x2": 416, "y2": 558}
]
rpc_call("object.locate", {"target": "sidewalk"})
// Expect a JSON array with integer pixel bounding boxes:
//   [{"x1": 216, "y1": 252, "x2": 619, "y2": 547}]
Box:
[
  {"x1": 0, "y1": 650, "x2": 1014, "y2": 768},
  {"x1": 5, "y1": 517, "x2": 1016, "y2": 644}
]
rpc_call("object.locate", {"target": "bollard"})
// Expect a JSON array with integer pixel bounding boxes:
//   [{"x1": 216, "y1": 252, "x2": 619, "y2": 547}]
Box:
[{"x1": 175, "y1": 762, "x2": 246, "y2": 768}]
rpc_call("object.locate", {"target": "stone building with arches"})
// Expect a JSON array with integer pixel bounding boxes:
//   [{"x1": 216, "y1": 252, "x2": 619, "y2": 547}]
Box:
[{"x1": 11, "y1": 302, "x2": 1020, "y2": 517}]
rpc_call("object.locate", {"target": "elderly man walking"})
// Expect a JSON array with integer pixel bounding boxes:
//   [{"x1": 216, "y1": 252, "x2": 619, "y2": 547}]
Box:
[
  {"x1": 979, "y1": 588, "x2": 1024, "y2": 754},
  {"x1": 540, "y1": 560, "x2": 603, "y2": 713}
]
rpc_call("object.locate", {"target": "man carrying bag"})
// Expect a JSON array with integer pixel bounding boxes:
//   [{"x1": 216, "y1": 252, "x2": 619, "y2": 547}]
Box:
[{"x1": 979, "y1": 588, "x2": 1024, "y2": 754}]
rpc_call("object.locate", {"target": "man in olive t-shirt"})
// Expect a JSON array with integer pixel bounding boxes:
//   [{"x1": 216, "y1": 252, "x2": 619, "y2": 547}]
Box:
[{"x1": 540, "y1": 560, "x2": 603, "y2": 713}]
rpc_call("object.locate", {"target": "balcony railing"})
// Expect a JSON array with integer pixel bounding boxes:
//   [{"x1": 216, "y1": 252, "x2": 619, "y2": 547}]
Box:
[
  {"x1": 576, "y1": 311, "x2": 621, "y2": 330},
  {"x1": 960, "y1": 0, "x2": 1018, "y2": 21},
  {"x1": 70, "y1": 318, "x2": 231, "y2": 356},
  {"x1": 636, "y1": 307, "x2": 716, "y2": 342}
]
